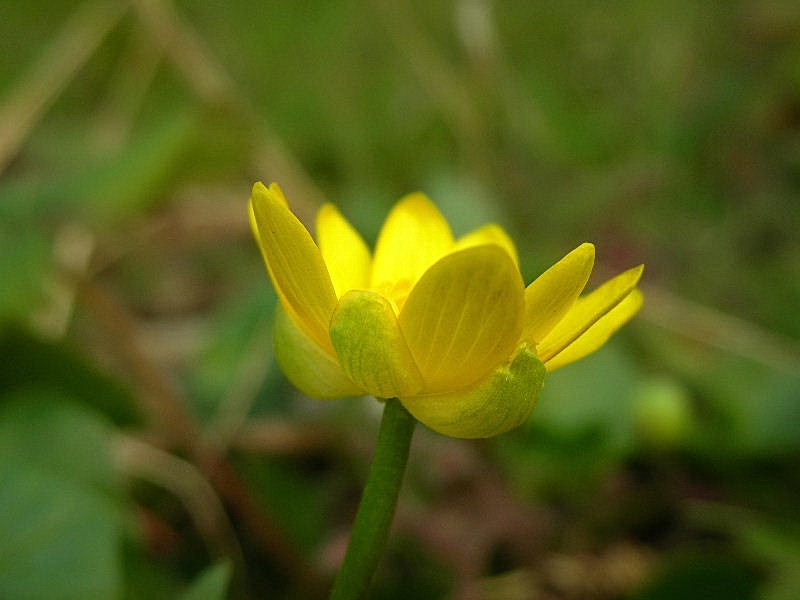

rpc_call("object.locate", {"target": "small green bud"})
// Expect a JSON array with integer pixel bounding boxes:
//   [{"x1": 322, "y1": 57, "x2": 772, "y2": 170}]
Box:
[{"x1": 633, "y1": 377, "x2": 693, "y2": 448}]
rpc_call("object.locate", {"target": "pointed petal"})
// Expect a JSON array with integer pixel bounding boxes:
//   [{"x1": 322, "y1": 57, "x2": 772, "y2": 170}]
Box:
[
  {"x1": 250, "y1": 182, "x2": 338, "y2": 353},
  {"x1": 316, "y1": 203, "x2": 372, "y2": 297},
  {"x1": 537, "y1": 264, "x2": 645, "y2": 362},
  {"x1": 329, "y1": 290, "x2": 425, "y2": 398},
  {"x1": 265, "y1": 181, "x2": 288, "y2": 207},
  {"x1": 274, "y1": 305, "x2": 363, "y2": 399},
  {"x1": 545, "y1": 289, "x2": 643, "y2": 371},
  {"x1": 401, "y1": 345, "x2": 545, "y2": 438},
  {"x1": 454, "y1": 223, "x2": 519, "y2": 267},
  {"x1": 399, "y1": 245, "x2": 525, "y2": 394},
  {"x1": 248, "y1": 181, "x2": 286, "y2": 240},
  {"x1": 370, "y1": 193, "x2": 454, "y2": 300},
  {"x1": 522, "y1": 243, "x2": 595, "y2": 345}
]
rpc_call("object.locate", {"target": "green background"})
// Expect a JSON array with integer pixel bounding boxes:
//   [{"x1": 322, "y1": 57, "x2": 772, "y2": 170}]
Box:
[{"x1": 1, "y1": 0, "x2": 799, "y2": 598}]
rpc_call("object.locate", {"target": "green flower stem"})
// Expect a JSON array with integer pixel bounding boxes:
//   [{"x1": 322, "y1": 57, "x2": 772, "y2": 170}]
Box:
[{"x1": 330, "y1": 398, "x2": 416, "y2": 600}]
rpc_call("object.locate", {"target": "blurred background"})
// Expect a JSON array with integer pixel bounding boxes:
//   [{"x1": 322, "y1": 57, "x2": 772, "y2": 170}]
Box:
[{"x1": 1, "y1": 0, "x2": 799, "y2": 598}]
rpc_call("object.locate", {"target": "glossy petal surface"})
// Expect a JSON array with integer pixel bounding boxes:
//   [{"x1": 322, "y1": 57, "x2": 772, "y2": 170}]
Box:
[
  {"x1": 401, "y1": 346, "x2": 545, "y2": 438},
  {"x1": 537, "y1": 264, "x2": 644, "y2": 362},
  {"x1": 250, "y1": 183, "x2": 337, "y2": 353},
  {"x1": 522, "y1": 243, "x2": 595, "y2": 345},
  {"x1": 316, "y1": 203, "x2": 371, "y2": 297},
  {"x1": 273, "y1": 306, "x2": 363, "y2": 399},
  {"x1": 370, "y1": 193, "x2": 454, "y2": 305},
  {"x1": 330, "y1": 290, "x2": 424, "y2": 398},
  {"x1": 399, "y1": 245, "x2": 524, "y2": 393},
  {"x1": 545, "y1": 289, "x2": 644, "y2": 371}
]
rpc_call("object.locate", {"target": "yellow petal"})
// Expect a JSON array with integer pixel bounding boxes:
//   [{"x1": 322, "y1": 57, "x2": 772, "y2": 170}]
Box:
[
  {"x1": 316, "y1": 203, "x2": 372, "y2": 298},
  {"x1": 399, "y1": 245, "x2": 525, "y2": 394},
  {"x1": 522, "y1": 243, "x2": 595, "y2": 345},
  {"x1": 401, "y1": 345, "x2": 545, "y2": 438},
  {"x1": 544, "y1": 289, "x2": 644, "y2": 371},
  {"x1": 248, "y1": 181, "x2": 286, "y2": 240},
  {"x1": 454, "y1": 223, "x2": 519, "y2": 267},
  {"x1": 265, "y1": 181, "x2": 288, "y2": 207},
  {"x1": 250, "y1": 182, "x2": 338, "y2": 354},
  {"x1": 370, "y1": 193, "x2": 454, "y2": 304},
  {"x1": 273, "y1": 305, "x2": 363, "y2": 399},
  {"x1": 537, "y1": 264, "x2": 645, "y2": 362},
  {"x1": 329, "y1": 290, "x2": 425, "y2": 398}
]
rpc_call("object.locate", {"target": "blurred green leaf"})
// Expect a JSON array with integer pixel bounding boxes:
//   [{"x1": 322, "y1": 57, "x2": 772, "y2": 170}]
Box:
[
  {"x1": 691, "y1": 355, "x2": 800, "y2": 457},
  {"x1": 179, "y1": 562, "x2": 232, "y2": 600},
  {"x1": 187, "y1": 283, "x2": 282, "y2": 421},
  {"x1": 0, "y1": 392, "x2": 123, "y2": 600},
  {"x1": 631, "y1": 553, "x2": 760, "y2": 600},
  {"x1": 0, "y1": 326, "x2": 140, "y2": 426},
  {"x1": 238, "y1": 455, "x2": 333, "y2": 553},
  {"x1": 694, "y1": 506, "x2": 800, "y2": 600},
  {"x1": 120, "y1": 538, "x2": 186, "y2": 600},
  {"x1": 535, "y1": 343, "x2": 641, "y2": 453}
]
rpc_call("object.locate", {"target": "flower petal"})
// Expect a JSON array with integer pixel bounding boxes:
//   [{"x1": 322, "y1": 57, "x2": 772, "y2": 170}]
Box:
[
  {"x1": 537, "y1": 264, "x2": 645, "y2": 362},
  {"x1": 399, "y1": 245, "x2": 525, "y2": 394},
  {"x1": 316, "y1": 203, "x2": 372, "y2": 298},
  {"x1": 544, "y1": 289, "x2": 643, "y2": 371},
  {"x1": 329, "y1": 290, "x2": 425, "y2": 398},
  {"x1": 273, "y1": 305, "x2": 363, "y2": 399},
  {"x1": 401, "y1": 345, "x2": 545, "y2": 438},
  {"x1": 248, "y1": 182, "x2": 286, "y2": 237},
  {"x1": 250, "y1": 182, "x2": 338, "y2": 354},
  {"x1": 370, "y1": 193, "x2": 454, "y2": 303},
  {"x1": 454, "y1": 223, "x2": 519, "y2": 267},
  {"x1": 521, "y1": 243, "x2": 595, "y2": 345}
]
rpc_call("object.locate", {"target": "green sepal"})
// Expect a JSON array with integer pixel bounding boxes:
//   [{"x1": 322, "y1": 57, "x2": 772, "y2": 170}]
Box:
[
  {"x1": 401, "y1": 345, "x2": 545, "y2": 438},
  {"x1": 329, "y1": 290, "x2": 424, "y2": 399}
]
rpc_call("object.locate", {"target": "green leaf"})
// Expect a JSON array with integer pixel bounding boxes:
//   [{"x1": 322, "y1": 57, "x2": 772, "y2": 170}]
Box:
[
  {"x1": 179, "y1": 562, "x2": 232, "y2": 600},
  {"x1": 534, "y1": 343, "x2": 640, "y2": 454},
  {"x1": 0, "y1": 392, "x2": 123, "y2": 599},
  {"x1": 187, "y1": 283, "x2": 283, "y2": 420},
  {"x1": 632, "y1": 553, "x2": 760, "y2": 600},
  {"x1": 0, "y1": 326, "x2": 140, "y2": 427}
]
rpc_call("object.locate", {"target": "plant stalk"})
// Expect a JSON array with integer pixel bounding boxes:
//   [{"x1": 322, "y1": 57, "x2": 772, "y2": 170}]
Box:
[{"x1": 329, "y1": 398, "x2": 416, "y2": 600}]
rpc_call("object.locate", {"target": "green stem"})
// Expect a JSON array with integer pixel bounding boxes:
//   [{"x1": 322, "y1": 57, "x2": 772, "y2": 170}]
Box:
[{"x1": 329, "y1": 398, "x2": 416, "y2": 600}]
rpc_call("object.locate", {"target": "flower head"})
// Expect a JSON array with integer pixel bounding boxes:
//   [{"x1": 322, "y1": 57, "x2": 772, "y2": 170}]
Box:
[{"x1": 249, "y1": 182, "x2": 643, "y2": 438}]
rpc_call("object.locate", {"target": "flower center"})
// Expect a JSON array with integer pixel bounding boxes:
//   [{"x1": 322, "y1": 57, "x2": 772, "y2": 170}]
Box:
[{"x1": 373, "y1": 278, "x2": 413, "y2": 311}]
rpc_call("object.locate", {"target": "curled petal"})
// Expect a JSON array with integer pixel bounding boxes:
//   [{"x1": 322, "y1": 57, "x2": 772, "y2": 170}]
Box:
[
  {"x1": 273, "y1": 305, "x2": 363, "y2": 399},
  {"x1": 316, "y1": 203, "x2": 371, "y2": 298},
  {"x1": 250, "y1": 182, "x2": 337, "y2": 353},
  {"x1": 537, "y1": 264, "x2": 644, "y2": 362},
  {"x1": 401, "y1": 346, "x2": 545, "y2": 439},
  {"x1": 522, "y1": 243, "x2": 595, "y2": 345},
  {"x1": 399, "y1": 245, "x2": 525, "y2": 394},
  {"x1": 545, "y1": 289, "x2": 644, "y2": 371},
  {"x1": 330, "y1": 290, "x2": 425, "y2": 399}
]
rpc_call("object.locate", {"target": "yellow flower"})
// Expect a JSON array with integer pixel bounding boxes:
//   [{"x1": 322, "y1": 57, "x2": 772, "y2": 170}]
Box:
[{"x1": 249, "y1": 182, "x2": 644, "y2": 439}]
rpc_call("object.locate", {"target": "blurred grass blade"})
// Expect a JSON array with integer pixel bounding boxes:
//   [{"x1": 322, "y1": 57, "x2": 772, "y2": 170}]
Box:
[
  {"x1": 0, "y1": 108, "x2": 199, "y2": 224},
  {"x1": 0, "y1": 0, "x2": 127, "y2": 174}
]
